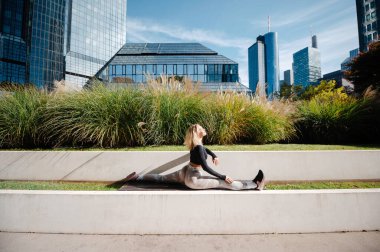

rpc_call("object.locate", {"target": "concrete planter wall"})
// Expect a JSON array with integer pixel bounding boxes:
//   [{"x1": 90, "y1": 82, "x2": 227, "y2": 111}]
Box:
[
  {"x1": 0, "y1": 150, "x2": 379, "y2": 182},
  {"x1": 1, "y1": 189, "x2": 379, "y2": 234}
]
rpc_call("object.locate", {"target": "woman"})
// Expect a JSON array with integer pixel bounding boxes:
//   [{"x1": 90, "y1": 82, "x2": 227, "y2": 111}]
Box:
[{"x1": 125, "y1": 124, "x2": 266, "y2": 190}]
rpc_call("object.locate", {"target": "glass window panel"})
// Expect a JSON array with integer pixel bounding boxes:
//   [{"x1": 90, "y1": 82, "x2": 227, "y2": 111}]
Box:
[
  {"x1": 132, "y1": 65, "x2": 136, "y2": 75},
  {"x1": 367, "y1": 24, "x2": 372, "y2": 31},
  {"x1": 167, "y1": 64, "x2": 173, "y2": 75},
  {"x1": 146, "y1": 64, "x2": 153, "y2": 74},
  {"x1": 366, "y1": 14, "x2": 371, "y2": 21},
  {"x1": 370, "y1": 1, "x2": 375, "y2": 8},
  {"x1": 163, "y1": 64, "x2": 167, "y2": 74},
  {"x1": 116, "y1": 65, "x2": 122, "y2": 75},
  {"x1": 371, "y1": 11, "x2": 376, "y2": 19},
  {"x1": 156, "y1": 65, "x2": 163, "y2": 75},
  {"x1": 198, "y1": 65, "x2": 204, "y2": 75},
  {"x1": 183, "y1": 64, "x2": 187, "y2": 75},
  {"x1": 153, "y1": 64, "x2": 157, "y2": 74},
  {"x1": 366, "y1": 4, "x2": 370, "y2": 11},
  {"x1": 136, "y1": 65, "x2": 142, "y2": 74},
  {"x1": 136, "y1": 75, "x2": 143, "y2": 83},
  {"x1": 173, "y1": 64, "x2": 177, "y2": 75},
  {"x1": 177, "y1": 64, "x2": 183, "y2": 75},
  {"x1": 368, "y1": 33, "x2": 372, "y2": 42}
]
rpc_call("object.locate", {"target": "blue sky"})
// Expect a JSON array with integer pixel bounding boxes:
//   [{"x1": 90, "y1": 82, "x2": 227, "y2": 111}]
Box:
[{"x1": 126, "y1": 0, "x2": 358, "y2": 86}]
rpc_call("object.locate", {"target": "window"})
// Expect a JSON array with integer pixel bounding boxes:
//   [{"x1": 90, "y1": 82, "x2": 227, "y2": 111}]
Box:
[
  {"x1": 371, "y1": 11, "x2": 376, "y2": 19},
  {"x1": 115, "y1": 65, "x2": 122, "y2": 75},
  {"x1": 373, "y1": 21, "x2": 377, "y2": 30},
  {"x1": 367, "y1": 23, "x2": 372, "y2": 32},
  {"x1": 126, "y1": 65, "x2": 132, "y2": 74},
  {"x1": 366, "y1": 14, "x2": 371, "y2": 21},
  {"x1": 368, "y1": 33, "x2": 373, "y2": 42},
  {"x1": 370, "y1": 1, "x2": 375, "y2": 9},
  {"x1": 177, "y1": 64, "x2": 183, "y2": 75},
  {"x1": 167, "y1": 65, "x2": 173, "y2": 75},
  {"x1": 146, "y1": 64, "x2": 153, "y2": 74},
  {"x1": 136, "y1": 65, "x2": 142, "y2": 74},
  {"x1": 365, "y1": 4, "x2": 370, "y2": 11},
  {"x1": 374, "y1": 32, "x2": 378, "y2": 40}
]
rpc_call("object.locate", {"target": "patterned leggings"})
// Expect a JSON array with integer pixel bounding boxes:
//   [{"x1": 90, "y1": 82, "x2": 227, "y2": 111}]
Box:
[{"x1": 137, "y1": 164, "x2": 258, "y2": 190}]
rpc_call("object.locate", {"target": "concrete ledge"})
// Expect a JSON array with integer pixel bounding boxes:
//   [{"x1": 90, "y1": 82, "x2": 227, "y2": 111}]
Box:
[
  {"x1": 0, "y1": 150, "x2": 379, "y2": 181},
  {"x1": 0, "y1": 189, "x2": 380, "y2": 234}
]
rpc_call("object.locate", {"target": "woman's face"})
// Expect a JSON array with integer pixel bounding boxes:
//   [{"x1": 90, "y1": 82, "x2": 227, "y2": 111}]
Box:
[{"x1": 197, "y1": 125, "x2": 207, "y2": 138}]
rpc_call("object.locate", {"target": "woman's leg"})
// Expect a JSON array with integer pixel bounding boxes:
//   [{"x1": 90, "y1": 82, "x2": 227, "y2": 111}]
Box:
[
  {"x1": 136, "y1": 166, "x2": 187, "y2": 184},
  {"x1": 184, "y1": 168, "x2": 258, "y2": 190}
]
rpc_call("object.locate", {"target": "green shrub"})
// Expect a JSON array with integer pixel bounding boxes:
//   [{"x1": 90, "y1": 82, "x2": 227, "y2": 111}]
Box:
[
  {"x1": 0, "y1": 88, "x2": 48, "y2": 148},
  {"x1": 40, "y1": 85, "x2": 147, "y2": 147}
]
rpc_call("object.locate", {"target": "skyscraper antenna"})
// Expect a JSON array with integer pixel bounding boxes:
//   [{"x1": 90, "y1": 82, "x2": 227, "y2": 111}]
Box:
[{"x1": 268, "y1": 16, "x2": 271, "y2": 32}]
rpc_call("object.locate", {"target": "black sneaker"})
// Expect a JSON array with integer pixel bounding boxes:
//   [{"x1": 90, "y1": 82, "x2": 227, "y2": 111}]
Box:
[{"x1": 252, "y1": 170, "x2": 264, "y2": 184}]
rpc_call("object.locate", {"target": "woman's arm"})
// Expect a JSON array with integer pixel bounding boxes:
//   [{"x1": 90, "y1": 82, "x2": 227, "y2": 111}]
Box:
[
  {"x1": 205, "y1": 147, "x2": 219, "y2": 165},
  {"x1": 197, "y1": 146, "x2": 226, "y2": 180}
]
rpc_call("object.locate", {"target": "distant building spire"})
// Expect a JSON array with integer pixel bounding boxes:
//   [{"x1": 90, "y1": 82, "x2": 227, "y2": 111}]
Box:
[
  {"x1": 312, "y1": 35, "x2": 318, "y2": 49},
  {"x1": 268, "y1": 16, "x2": 271, "y2": 32}
]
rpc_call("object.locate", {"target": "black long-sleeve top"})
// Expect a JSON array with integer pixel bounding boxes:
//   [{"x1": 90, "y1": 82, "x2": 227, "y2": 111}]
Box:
[{"x1": 189, "y1": 145, "x2": 226, "y2": 180}]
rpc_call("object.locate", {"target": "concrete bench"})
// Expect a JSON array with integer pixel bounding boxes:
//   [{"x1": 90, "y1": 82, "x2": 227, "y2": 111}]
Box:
[
  {"x1": 0, "y1": 150, "x2": 379, "y2": 182},
  {"x1": 0, "y1": 189, "x2": 379, "y2": 234}
]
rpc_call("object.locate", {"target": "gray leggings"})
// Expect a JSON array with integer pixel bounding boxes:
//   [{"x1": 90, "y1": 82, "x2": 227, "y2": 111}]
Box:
[{"x1": 137, "y1": 164, "x2": 258, "y2": 190}]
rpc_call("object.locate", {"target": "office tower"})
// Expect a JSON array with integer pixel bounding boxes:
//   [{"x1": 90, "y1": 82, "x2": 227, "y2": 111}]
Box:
[
  {"x1": 65, "y1": 0, "x2": 127, "y2": 88},
  {"x1": 284, "y1": 69, "x2": 294, "y2": 85},
  {"x1": 99, "y1": 43, "x2": 249, "y2": 93},
  {"x1": 248, "y1": 32, "x2": 280, "y2": 97},
  {"x1": 0, "y1": 0, "x2": 127, "y2": 89},
  {"x1": 292, "y1": 35, "x2": 321, "y2": 87},
  {"x1": 341, "y1": 48, "x2": 360, "y2": 70},
  {"x1": 356, "y1": 0, "x2": 379, "y2": 52}
]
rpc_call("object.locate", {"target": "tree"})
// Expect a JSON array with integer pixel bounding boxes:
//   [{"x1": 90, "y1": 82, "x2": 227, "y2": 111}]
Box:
[
  {"x1": 345, "y1": 41, "x2": 380, "y2": 95},
  {"x1": 279, "y1": 82, "x2": 303, "y2": 100}
]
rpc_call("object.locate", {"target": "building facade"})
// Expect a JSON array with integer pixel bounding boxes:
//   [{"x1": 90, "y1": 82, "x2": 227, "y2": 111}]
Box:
[
  {"x1": 341, "y1": 48, "x2": 359, "y2": 71},
  {"x1": 284, "y1": 69, "x2": 293, "y2": 85},
  {"x1": 248, "y1": 32, "x2": 280, "y2": 97},
  {"x1": 98, "y1": 43, "x2": 249, "y2": 92},
  {"x1": 0, "y1": 0, "x2": 127, "y2": 89},
  {"x1": 292, "y1": 36, "x2": 321, "y2": 87},
  {"x1": 356, "y1": 0, "x2": 379, "y2": 52}
]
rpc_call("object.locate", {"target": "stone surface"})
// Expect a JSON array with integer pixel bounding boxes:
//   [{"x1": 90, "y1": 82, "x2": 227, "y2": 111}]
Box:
[
  {"x1": 1, "y1": 189, "x2": 379, "y2": 234},
  {"x1": 1, "y1": 231, "x2": 380, "y2": 252},
  {"x1": 0, "y1": 150, "x2": 379, "y2": 182}
]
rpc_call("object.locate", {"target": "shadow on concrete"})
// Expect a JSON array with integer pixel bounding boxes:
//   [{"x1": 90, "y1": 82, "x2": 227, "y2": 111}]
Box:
[{"x1": 107, "y1": 153, "x2": 190, "y2": 191}]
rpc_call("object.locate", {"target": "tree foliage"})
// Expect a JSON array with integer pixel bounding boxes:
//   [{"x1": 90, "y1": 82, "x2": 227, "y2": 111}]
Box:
[{"x1": 345, "y1": 41, "x2": 380, "y2": 95}]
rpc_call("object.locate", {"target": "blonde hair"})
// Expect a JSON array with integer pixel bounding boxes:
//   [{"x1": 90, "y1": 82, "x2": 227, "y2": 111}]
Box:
[{"x1": 184, "y1": 124, "x2": 203, "y2": 150}]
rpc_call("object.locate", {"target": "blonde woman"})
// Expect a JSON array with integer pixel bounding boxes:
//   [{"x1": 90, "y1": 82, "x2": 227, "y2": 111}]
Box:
[{"x1": 125, "y1": 124, "x2": 266, "y2": 190}]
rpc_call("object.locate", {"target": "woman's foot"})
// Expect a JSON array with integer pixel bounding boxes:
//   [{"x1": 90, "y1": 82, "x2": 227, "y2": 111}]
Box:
[
  {"x1": 252, "y1": 170, "x2": 266, "y2": 191},
  {"x1": 252, "y1": 170, "x2": 264, "y2": 184},
  {"x1": 123, "y1": 172, "x2": 138, "y2": 182}
]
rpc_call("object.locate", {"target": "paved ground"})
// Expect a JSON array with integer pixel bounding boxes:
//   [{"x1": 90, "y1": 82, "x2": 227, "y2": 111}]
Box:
[{"x1": 1, "y1": 231, "x2": 380, "y2": 252}]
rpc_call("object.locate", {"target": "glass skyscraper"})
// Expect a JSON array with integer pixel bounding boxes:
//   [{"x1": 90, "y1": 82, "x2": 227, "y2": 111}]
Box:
[
  {"x1": 356, "y1": 0, "x2": 379, "y2": 52},
  {"x1": 284, "y1": 69, "x2": 293, "y2": 85},
  {"x1": 98, "y1": 43, "x2": 249, "y2": 92},
  {"x1": 248, "y1": 32, "x2": 280, "y2": 97},
  {"x1": 65, "y1": 0, "x2": 127, "y2": 88},
  {"x1": 292, "y1": 36, "x2": 321, "y2": 87},
  {"x1": 0, "y1": 0, "x2": 127, "y2": 89}
]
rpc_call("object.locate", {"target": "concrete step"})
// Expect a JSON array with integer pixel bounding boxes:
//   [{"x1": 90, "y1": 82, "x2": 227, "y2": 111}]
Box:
[
  {"x1": 0, "y1": 150, "x2": 379, "y2": 182},
  {"x1": 1, "y1": 189, "x2": 379, "y2": 235}
]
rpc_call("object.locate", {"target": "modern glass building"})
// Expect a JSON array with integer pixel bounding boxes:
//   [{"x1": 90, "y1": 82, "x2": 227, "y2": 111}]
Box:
[
  {"x1": 356, "y1": 0, "x2": 379, "y2": 52},
  {"x1": 0, "y1": 0, "x2": 127, "y2": 89},
  {"x1": 1, "y1": 0, "x2": 66, "y2": 87},
  {"x1": 341, "y1": 48, "x2": 359, "y2": 70},
  {"x1": 248, "y1": 32, "x2": 280, "y2": 97},
  {"x1": 284, "y1": 69, "x2": 293, "y2": 85},
  {"x1": 98, "y1": 43, "x2": 249, "y2": 92},
  {"x1": 65, "y1": 0, "x2": 127, "y2": 88},
  {"x1": 292, "y1": 36, "x2": 321, "y2": 87}
]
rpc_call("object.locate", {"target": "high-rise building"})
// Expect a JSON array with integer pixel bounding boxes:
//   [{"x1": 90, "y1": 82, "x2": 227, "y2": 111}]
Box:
[
  {"x1": 292, "y1": 35, "x2": 321, "y2": 87},
  {"x1": 341, "y1": 48, "x2": 360, "y2": 70},
  {"x1": 284, "y1": 69, "x2": 294, "y2": 85},
  {"x1": 0, "y1": 0, "x2": 127, "y2": 89},
  {"x1": 248, "y1": 32, "x2": 280, "y2": 97},
  {"x1": 65, "y1": 0, "x2": 127, "y2": 88},
  {"x1": 356, "y1": 0, "x2": 379, "y2": 52},
  {"x1": 98, "y1": 43, "x2": 249, "y2": 92}
]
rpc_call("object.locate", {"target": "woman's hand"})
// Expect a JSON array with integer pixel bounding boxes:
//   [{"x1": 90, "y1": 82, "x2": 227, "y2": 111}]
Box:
[
  {"x1": 213, "y1": 157, "x2": 220, "y2": 166},
  {"x1": 225, "y1": 176, "x2": 234, "y2": 184}
]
